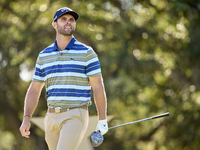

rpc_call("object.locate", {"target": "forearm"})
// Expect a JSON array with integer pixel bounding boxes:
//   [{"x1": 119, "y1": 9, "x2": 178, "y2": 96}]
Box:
[
  {"x1": 23, "y1": 82, "x2": 43, "y2": 118},
  {"x1": 93, "y1": 85, "x2": 107, "y2": 120},
  {"x1": 89, "y1": 75, "x2": 108, "y2": 135},
  {"x1": 24, "y1": 91, "x2": 40, "y2": 118},
  {"x1": 20, "y1": 81, "x2": 44, "y2": 138}
]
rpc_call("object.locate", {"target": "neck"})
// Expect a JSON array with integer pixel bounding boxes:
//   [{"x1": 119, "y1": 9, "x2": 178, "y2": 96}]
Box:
[{"x1": 56, "y1": 34, "x2": 73, "y2": 50}]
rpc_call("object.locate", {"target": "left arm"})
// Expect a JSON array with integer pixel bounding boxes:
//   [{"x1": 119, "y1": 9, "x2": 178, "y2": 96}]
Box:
[{"x1": 89, "y1": 75, "x2": 107, "y2": 120}]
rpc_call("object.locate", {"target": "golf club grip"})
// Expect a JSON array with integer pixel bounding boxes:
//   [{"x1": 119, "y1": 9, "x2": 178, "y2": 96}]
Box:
[{"x1": 151, "y1": 112, "x2": 170, "y2": 119}]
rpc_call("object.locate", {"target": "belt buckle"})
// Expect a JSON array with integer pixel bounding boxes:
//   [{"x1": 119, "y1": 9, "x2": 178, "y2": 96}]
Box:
[{"x1": 55, "y1": 108, "x2": 61, "y2": 113}]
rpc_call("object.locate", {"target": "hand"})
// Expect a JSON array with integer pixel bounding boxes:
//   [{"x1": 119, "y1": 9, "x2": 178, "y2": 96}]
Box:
[
  {"x1": 19, "y1": 117, "x2": 31, "y2": 138},
  {"x1": 96, "y1": 119, "x2": 108, "y2": 135}
]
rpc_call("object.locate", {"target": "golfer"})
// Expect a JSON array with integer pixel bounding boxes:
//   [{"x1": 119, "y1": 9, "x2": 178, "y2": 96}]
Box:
[{"x1": 19, "y1": 7, "x2": 108, "y2": 150}]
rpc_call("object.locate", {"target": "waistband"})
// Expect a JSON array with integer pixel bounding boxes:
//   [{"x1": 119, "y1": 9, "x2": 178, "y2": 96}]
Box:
[{"x1": 48, "y1": 105, "x2": 88, "y2": 113}]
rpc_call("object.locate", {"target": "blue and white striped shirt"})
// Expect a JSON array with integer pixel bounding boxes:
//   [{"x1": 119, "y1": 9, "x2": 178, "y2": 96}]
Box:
[{"x1": 33, "y1": 37, "x2": 101, "y2": 108}]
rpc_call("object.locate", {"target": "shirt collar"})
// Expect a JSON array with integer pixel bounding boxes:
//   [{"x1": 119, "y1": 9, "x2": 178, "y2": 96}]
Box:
[{"x1": 52, "y1": 37, "x2": 76, "y2": 51}]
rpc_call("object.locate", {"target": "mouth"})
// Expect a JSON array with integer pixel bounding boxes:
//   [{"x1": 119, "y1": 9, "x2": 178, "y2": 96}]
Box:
[{"x1": 65, "y1": 26, "x2": 71, "y2": 30}]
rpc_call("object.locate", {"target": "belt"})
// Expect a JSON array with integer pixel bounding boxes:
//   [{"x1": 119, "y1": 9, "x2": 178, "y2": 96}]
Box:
[{"x1": 48, "y1": 105, "x2": 87, "y2": 113}]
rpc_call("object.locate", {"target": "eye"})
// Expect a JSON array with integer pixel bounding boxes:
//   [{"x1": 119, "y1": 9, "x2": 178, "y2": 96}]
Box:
[
  {"x1": 69, "y1": 18, "x2": 75, "y2": 22},
  {"x1": 61, "y1": 18, "x2": 66, "y2": 21}
]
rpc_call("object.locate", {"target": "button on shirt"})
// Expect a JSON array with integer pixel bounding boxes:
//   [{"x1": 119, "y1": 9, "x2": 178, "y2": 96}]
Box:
[{"x1": 33, "y1": 37, "x2": 101, "y2": 109}]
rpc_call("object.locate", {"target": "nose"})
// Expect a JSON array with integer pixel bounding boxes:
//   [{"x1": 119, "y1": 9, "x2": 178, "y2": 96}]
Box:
[{"x1": 66, "y1": 20, "x2": 71, "y2": 24}]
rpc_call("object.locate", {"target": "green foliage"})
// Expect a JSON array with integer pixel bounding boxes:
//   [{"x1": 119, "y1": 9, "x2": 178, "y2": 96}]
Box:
[{"x1": 0, "y1": 0, "x2": 200, "y2": 149}]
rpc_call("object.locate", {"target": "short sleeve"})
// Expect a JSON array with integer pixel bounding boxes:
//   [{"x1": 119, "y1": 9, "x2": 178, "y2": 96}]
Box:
[
  {"x1": 85, "y1": 47, "x2": 101, "y2": 77},
  {"x1": 32, "y1": 55, "x2": 45, "y2": 82}
]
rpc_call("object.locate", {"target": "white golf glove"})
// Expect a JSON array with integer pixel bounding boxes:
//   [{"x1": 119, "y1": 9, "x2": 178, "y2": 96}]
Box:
[{"x1": 96, "y1": 119, "x2": 108, "y2": 135}]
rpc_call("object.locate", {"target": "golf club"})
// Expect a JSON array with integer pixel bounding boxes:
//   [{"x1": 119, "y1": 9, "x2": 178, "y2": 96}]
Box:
[{"x1": 90, "y1": 112, "x2": 170, "y2": 147}]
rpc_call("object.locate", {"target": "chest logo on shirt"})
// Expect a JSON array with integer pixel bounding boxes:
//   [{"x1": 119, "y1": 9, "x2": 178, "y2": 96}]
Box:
[{"x1": 70, "y1": 57, "x2": 76, "y2": 60}]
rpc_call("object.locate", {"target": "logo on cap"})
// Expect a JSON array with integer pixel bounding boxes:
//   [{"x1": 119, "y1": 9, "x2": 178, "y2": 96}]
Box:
[{"x1": 61, "y1": 8, "x2": 71, "y2": 12}]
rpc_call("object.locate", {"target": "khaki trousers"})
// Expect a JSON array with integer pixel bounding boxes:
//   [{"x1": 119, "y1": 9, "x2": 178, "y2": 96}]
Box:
[{"x1": 44, "y1": 108, "x2": 89, "y2": 150}]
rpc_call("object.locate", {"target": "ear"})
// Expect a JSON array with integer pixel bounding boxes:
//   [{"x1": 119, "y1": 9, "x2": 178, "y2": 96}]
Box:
[{"x1": 52, "y1": 22, "x2": 56, "y2": 29}]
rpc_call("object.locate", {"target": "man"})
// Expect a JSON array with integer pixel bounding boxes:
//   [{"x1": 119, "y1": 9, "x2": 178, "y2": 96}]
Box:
[{"x1": 19, "y1": 7, "x2": 108, "y2": 150}]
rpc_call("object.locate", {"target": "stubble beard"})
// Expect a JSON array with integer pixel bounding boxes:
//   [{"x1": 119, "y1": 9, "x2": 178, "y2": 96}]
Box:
[{"x1": 57, "y1": 23, "x2": 75, "y2": 36}]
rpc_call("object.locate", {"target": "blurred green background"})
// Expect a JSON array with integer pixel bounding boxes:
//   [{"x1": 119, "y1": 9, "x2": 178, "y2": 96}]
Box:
[{"x1": 0, "y1": 0, "x2": 200, "y2": 149}]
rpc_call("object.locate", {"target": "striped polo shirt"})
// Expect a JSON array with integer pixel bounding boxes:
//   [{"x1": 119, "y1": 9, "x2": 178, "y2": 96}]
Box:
[{"x1": 32, "y1": 37, "x2": 101, "y2": 109}]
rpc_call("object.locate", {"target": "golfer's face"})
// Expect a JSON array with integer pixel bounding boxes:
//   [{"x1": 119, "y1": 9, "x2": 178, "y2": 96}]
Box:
[{"x1": 56, "y1": 14, "x2": 76, "y2": 36}]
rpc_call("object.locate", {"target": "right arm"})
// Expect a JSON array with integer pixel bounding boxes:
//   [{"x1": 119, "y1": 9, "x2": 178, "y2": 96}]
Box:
[{"x1": 19, "y1": 81, "x2": 44, "y2": 138}]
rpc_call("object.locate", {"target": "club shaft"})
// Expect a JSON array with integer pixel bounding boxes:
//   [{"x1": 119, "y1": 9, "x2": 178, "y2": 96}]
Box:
[{"x1": 108, "y1": 112, "x2": 169, "y2": 130}]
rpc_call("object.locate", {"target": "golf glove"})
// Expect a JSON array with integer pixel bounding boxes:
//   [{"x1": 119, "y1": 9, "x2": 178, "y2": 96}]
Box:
[{"x1": 96, "y1": 119, "x2": 108, "y2": 135}]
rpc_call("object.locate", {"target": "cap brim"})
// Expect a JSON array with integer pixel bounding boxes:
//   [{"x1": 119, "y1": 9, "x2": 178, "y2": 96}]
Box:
[{"x1": 59, "y1": 11, "x2": 79, "y2": 21}]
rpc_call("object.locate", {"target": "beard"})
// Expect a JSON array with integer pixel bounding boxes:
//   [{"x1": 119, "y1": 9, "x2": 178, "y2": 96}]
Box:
[{"x1": 56, "y1": 23, "x2": 75, "y2": 36}]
